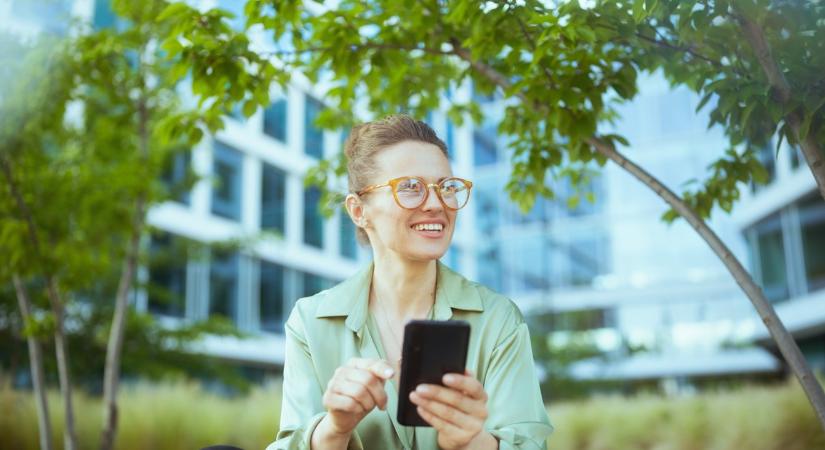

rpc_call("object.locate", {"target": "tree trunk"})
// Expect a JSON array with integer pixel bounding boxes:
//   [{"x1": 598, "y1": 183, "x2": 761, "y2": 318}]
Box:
[
  {"x1": 449, "y1": 43, "x2": 825, "y2": 431},
  {"x1": 99, "y1": 198, "x2": 144, "y2": 450},
  {"x1": 738, "y1": 13, "x2": 825, "y2": 202},
  {"x1": 100, "y1": 88, "x2": 150, "y2": 450},
  {"x1": 587, "y1": 137, "x2": 825, "y2": 431},
  {"x1": 45, "y1": 279, "x2": 79, "y2": 450},
  {"x1": 0, "y1": 156, "x2": 78, "y2": 450},
  {"x1": 13, "y1": 274, "x2": 54, "y2": 450}
]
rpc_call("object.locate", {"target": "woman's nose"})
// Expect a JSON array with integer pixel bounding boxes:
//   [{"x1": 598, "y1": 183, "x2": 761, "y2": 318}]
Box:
[{"x1": 421, "y1": 185, "x2": 444, "y2": 211}]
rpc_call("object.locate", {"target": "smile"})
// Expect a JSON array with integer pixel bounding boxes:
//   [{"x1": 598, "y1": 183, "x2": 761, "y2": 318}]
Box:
[{"x1": 411, "y1": 223, "x2": 444, "y2": 232}]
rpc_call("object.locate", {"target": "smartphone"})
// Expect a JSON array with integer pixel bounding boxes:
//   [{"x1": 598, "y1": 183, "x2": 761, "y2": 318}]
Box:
[{"x1": 396, "y1": 320, "x2": 471, "y2": 427}]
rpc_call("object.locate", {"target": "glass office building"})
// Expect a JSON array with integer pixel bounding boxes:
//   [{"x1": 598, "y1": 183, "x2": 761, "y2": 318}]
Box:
[{"x1": 15, "y1": 0, "x2": 820, "y2": 387}]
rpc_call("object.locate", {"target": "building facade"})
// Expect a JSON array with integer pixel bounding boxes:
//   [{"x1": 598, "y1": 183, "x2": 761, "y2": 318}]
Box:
[
  {"x1": 735, "y1": 136, "x2": 825, "y2": 373},
  {"x1": 9, "y1": 0, "x2": 820, "y2": 391}
]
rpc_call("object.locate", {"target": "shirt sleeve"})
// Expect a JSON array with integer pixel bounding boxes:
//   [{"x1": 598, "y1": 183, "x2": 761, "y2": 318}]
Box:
[
  {"x1": 265, "y1": 306, "x2": 326, "y2": 450},
  {"x1": 483, "y1": 311, "x2": 554, "y2": 450}
]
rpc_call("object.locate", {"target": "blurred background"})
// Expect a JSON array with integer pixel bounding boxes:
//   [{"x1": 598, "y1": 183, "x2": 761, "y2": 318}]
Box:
[{"x1": 1, "y1": 1, "x2": 824, "y2": 449}]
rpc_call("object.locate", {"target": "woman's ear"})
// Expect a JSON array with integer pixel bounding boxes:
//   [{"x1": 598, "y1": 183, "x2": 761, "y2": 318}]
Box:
[{"x1": 345, "y1": 194, "x2": 369, "y2": 229}]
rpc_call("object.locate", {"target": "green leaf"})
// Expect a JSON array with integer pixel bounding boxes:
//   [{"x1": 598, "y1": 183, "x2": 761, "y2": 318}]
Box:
[
  {"x1": 633, "y1": 0, "x2": 646, "y2": 23},
  {"x1": 566, "y1": 195, "x2": 580, "y2": 210},
  {"x1": 799, "y1": 111, "x2": 815, "y2": 141},
  {"x1": 740, "y1": 102, "x2": 757, "y2": 130},
  {"x1": 242, "y1": 99, "x2": 257, "y2": 118},
  {"x1": 696, "y1": 91, "x2": 713, "y2": 113},
  {"x1": 157, "y1": 2, "x2": 189, "y2": 22}
]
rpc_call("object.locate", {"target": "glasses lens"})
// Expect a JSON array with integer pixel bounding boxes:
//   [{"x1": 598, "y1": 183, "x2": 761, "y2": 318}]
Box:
[
  {"x1": 395, "y1": 177, "x2": 426, "y2": 208},
  {"x1": 439, "y1": 179, "x2": 470, "y2": 209}
]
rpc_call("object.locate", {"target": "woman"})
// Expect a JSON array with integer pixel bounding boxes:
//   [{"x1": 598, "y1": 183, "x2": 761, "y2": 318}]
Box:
[{"x1": 268, "y1": 115, "x2": 553, "y2": 450}]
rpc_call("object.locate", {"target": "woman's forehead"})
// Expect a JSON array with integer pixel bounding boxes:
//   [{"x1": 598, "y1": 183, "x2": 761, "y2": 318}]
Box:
[{"x1": 374, "y1": 140, "x2": 452, "y2": 179}]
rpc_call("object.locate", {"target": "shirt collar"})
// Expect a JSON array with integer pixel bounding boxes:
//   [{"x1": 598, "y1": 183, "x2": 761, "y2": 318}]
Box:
[{"x1": 314, "y1": 260, "x2": 484, "y2": 337}]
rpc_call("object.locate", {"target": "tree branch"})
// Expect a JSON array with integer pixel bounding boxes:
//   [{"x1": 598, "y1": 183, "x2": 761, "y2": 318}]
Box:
[
  {"x1": 13, "y1": 275, "x2": 53, "y2": 450},
  {"x1": 0, "y1": 155, "x2": 78, "y2": 450},
  {"x1": 737, "y1": 12, "x2": 825, "y2": 201},
  {"x1": 448, "y1": 38, "x2": 825, "y2": 430},
  {"x1": 260, "y1": 42, "x2": 454, "y2": 59}
]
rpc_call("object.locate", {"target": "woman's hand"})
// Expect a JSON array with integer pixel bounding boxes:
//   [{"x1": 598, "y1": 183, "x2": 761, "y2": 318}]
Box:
[
  {"x1": 318, "y1": 358, "x2": 394, "y2": 437},
  {"x1": 409, "y1": 370, "x2": 491, "y2": 450}
]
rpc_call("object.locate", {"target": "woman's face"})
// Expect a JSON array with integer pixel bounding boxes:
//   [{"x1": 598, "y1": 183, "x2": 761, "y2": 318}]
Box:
[{"x1": 358, "y1": 140, "x2": 458, "y2": 262}]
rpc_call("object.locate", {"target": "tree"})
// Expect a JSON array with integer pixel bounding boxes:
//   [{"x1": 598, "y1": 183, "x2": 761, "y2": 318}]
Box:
[
  {"x1": 217, "y1": 0, "x2": 824, "y2": 429},
  {"x1": 1, "y1": 1, "x2": 280, "y2": 448},
  {"x1": 73, "y1": 1, "x2": 281, "y2": 447},
  {"x1": 619, "y1": 0, "x2": 825, "y2": 205},
  {"x1": 0, "y1": 31, "x2": 90, "y2": 450}
]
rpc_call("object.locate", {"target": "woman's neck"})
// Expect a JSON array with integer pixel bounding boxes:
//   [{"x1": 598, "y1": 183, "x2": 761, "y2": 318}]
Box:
[{"x1": 370, "y1": 252, "x2": 437, "y2": 320}]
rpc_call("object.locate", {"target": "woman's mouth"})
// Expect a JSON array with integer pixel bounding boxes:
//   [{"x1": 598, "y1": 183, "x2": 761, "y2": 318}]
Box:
[{"x1": 410, "y1": 222, "x2": 445, "y2": 238}]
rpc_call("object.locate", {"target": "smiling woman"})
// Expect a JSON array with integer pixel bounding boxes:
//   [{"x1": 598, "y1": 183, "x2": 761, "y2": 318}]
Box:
[{"x1": 267, "y1": 115, "x2": 554, "y2": 450}]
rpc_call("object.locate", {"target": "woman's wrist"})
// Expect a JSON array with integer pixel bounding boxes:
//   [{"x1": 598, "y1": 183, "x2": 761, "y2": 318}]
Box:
[
  {"x1": 456, "y1": 430, "x2": 499, "y2": 450},
  {"x1": 310, "y1": 414, "x2": 352, "y2": 450}
]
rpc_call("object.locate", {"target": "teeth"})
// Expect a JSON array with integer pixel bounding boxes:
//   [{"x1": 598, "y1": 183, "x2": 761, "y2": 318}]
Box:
[{"x1": 413, "y1": 223, "x2": 443, "y2": 232}]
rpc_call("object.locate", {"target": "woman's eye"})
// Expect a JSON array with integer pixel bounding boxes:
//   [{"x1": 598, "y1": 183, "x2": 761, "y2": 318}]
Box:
[
  {"x1": 399, "y1": 179, "x2": 422, "y2": 191},
  {"x1": 441, "y1": 182, "x2": 460, "y2": 193}
]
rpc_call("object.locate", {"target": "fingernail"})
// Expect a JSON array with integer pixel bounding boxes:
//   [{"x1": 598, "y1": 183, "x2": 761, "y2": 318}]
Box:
[
  {"x1": 416, "y1": 385, "x2": 430, "y2": 394},
  {"x1": 384, "y1": 368, "x2": 394, "y2": 377},
  {"x1": 444, "y1": 374, "x2": 455, "y2": 383}
]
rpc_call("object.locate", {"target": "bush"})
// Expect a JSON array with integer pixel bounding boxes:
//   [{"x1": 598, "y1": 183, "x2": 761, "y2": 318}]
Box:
[
  {"x1": 0, "y1": 379, "x2": 280, "y2": 450},
  {"x1": 548, "y1": 377, "x2": 825, "y2": 450},
  {"x1": 2, "y1": 376, "x2": 824, "y2": 450}
]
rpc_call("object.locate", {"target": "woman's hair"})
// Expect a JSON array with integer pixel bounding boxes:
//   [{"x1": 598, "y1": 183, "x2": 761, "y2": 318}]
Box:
[{"x1": 344, "y1": 114, "x2": 449, "y2": 245}]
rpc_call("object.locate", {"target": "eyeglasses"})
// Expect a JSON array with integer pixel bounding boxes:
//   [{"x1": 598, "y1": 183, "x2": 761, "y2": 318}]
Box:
[{"x1": 356, "y1": 176, "x2": 473, "y2": 210}]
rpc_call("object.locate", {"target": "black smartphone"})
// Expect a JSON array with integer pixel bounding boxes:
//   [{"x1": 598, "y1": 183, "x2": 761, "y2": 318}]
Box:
[{"x1": 396, "y1": 320, "x2": 471, "y2": 427}]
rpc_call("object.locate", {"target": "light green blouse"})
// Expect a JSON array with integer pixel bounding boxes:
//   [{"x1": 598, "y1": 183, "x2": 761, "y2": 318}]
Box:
[{"x1": 267, "y1": 261, "x2": 553, "y2": 450}]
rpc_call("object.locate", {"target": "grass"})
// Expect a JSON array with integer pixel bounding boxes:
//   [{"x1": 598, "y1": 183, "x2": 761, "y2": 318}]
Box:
[
  {"x1": 549, "y1": 377, "x2": 825, "y2": 450},
  {"x1": 2, "y1": 377, "x2": 824, "y2": 450},
  {"x1": 1, "y1": 380, "x2": 281, "y2": 450}
]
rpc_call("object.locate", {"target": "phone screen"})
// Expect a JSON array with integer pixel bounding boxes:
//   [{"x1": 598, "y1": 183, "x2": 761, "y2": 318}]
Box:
[{"x1": 396, "y1": 320, "x2": 471, "y2": 426}]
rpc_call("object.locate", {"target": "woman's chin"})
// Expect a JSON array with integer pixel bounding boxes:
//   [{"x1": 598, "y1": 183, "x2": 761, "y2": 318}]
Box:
[{"x1": 404, "y1": 247, "x2": 449, "y2": 262}]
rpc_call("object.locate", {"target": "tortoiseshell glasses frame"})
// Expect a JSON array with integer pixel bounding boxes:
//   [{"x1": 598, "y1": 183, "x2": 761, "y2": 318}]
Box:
[{"x1": 356, "y1": 176, "x2": 473, "y2": 210}]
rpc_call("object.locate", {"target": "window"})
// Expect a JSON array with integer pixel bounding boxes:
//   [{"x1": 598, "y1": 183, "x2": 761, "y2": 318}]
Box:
[
  {"x1": 305, "y1": 96, "x2": 325, "y2": 158},
  {"x1": 92, "y1": 0, "x2": 117, "y2": 30},
  {"x1": 263, "y1": 98, "x2": 287, "y2": 142},
  {"x1": 446, "y1": 119, "x2": 455, "y2": 161},
  {"x1": 211, "y1": 141, "x2": 243, "y2": 221},
  {"x1": 147, "y1": 233, "x2": 187, "y2": 318},
  {"x1": 569, "y1": 236, "x2": 607, "y2": 287},
  {"x1": 748, "y1": 213, "x2": 789, "y2": 303},
  {"x1": 551, "y1": 308, "x2": 613, "y2": 332},
  {"x1": 209, "y1": 251, "x2": 239, "y2": 323},
  {"x1": 261, "y1": 164, "x2": 286, "y2": 234},
  {"x1": 302, "y1": 272, "x2": 333, "y2": 298},
  {"x1": 473, "y1": 128, "x2": 497, "y2": 166},
  {"x1": 304, "y1": 187, "x2": 324, "y2": 248},
  {"x1": 477, "y1": 247, "x2": 502, "y2": 292},
  {"x1": 259, "y1": 261, "x2": 286, "y2": 333},
  {"x1": 799, "y1": 195, "x2": 825, "y2": 292},
  {"x1": 475, "y1": 183, "x2": 499, "y2": 237},
  {"x1": 504, "y1": 234, "x2": 550, "y2": 293},
  {"x1": 340, "y1": 214, "x2": 357, "y2": 259},
  {"x1": 161, "y1": 150, "x2": 191, "y2": 205}
]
